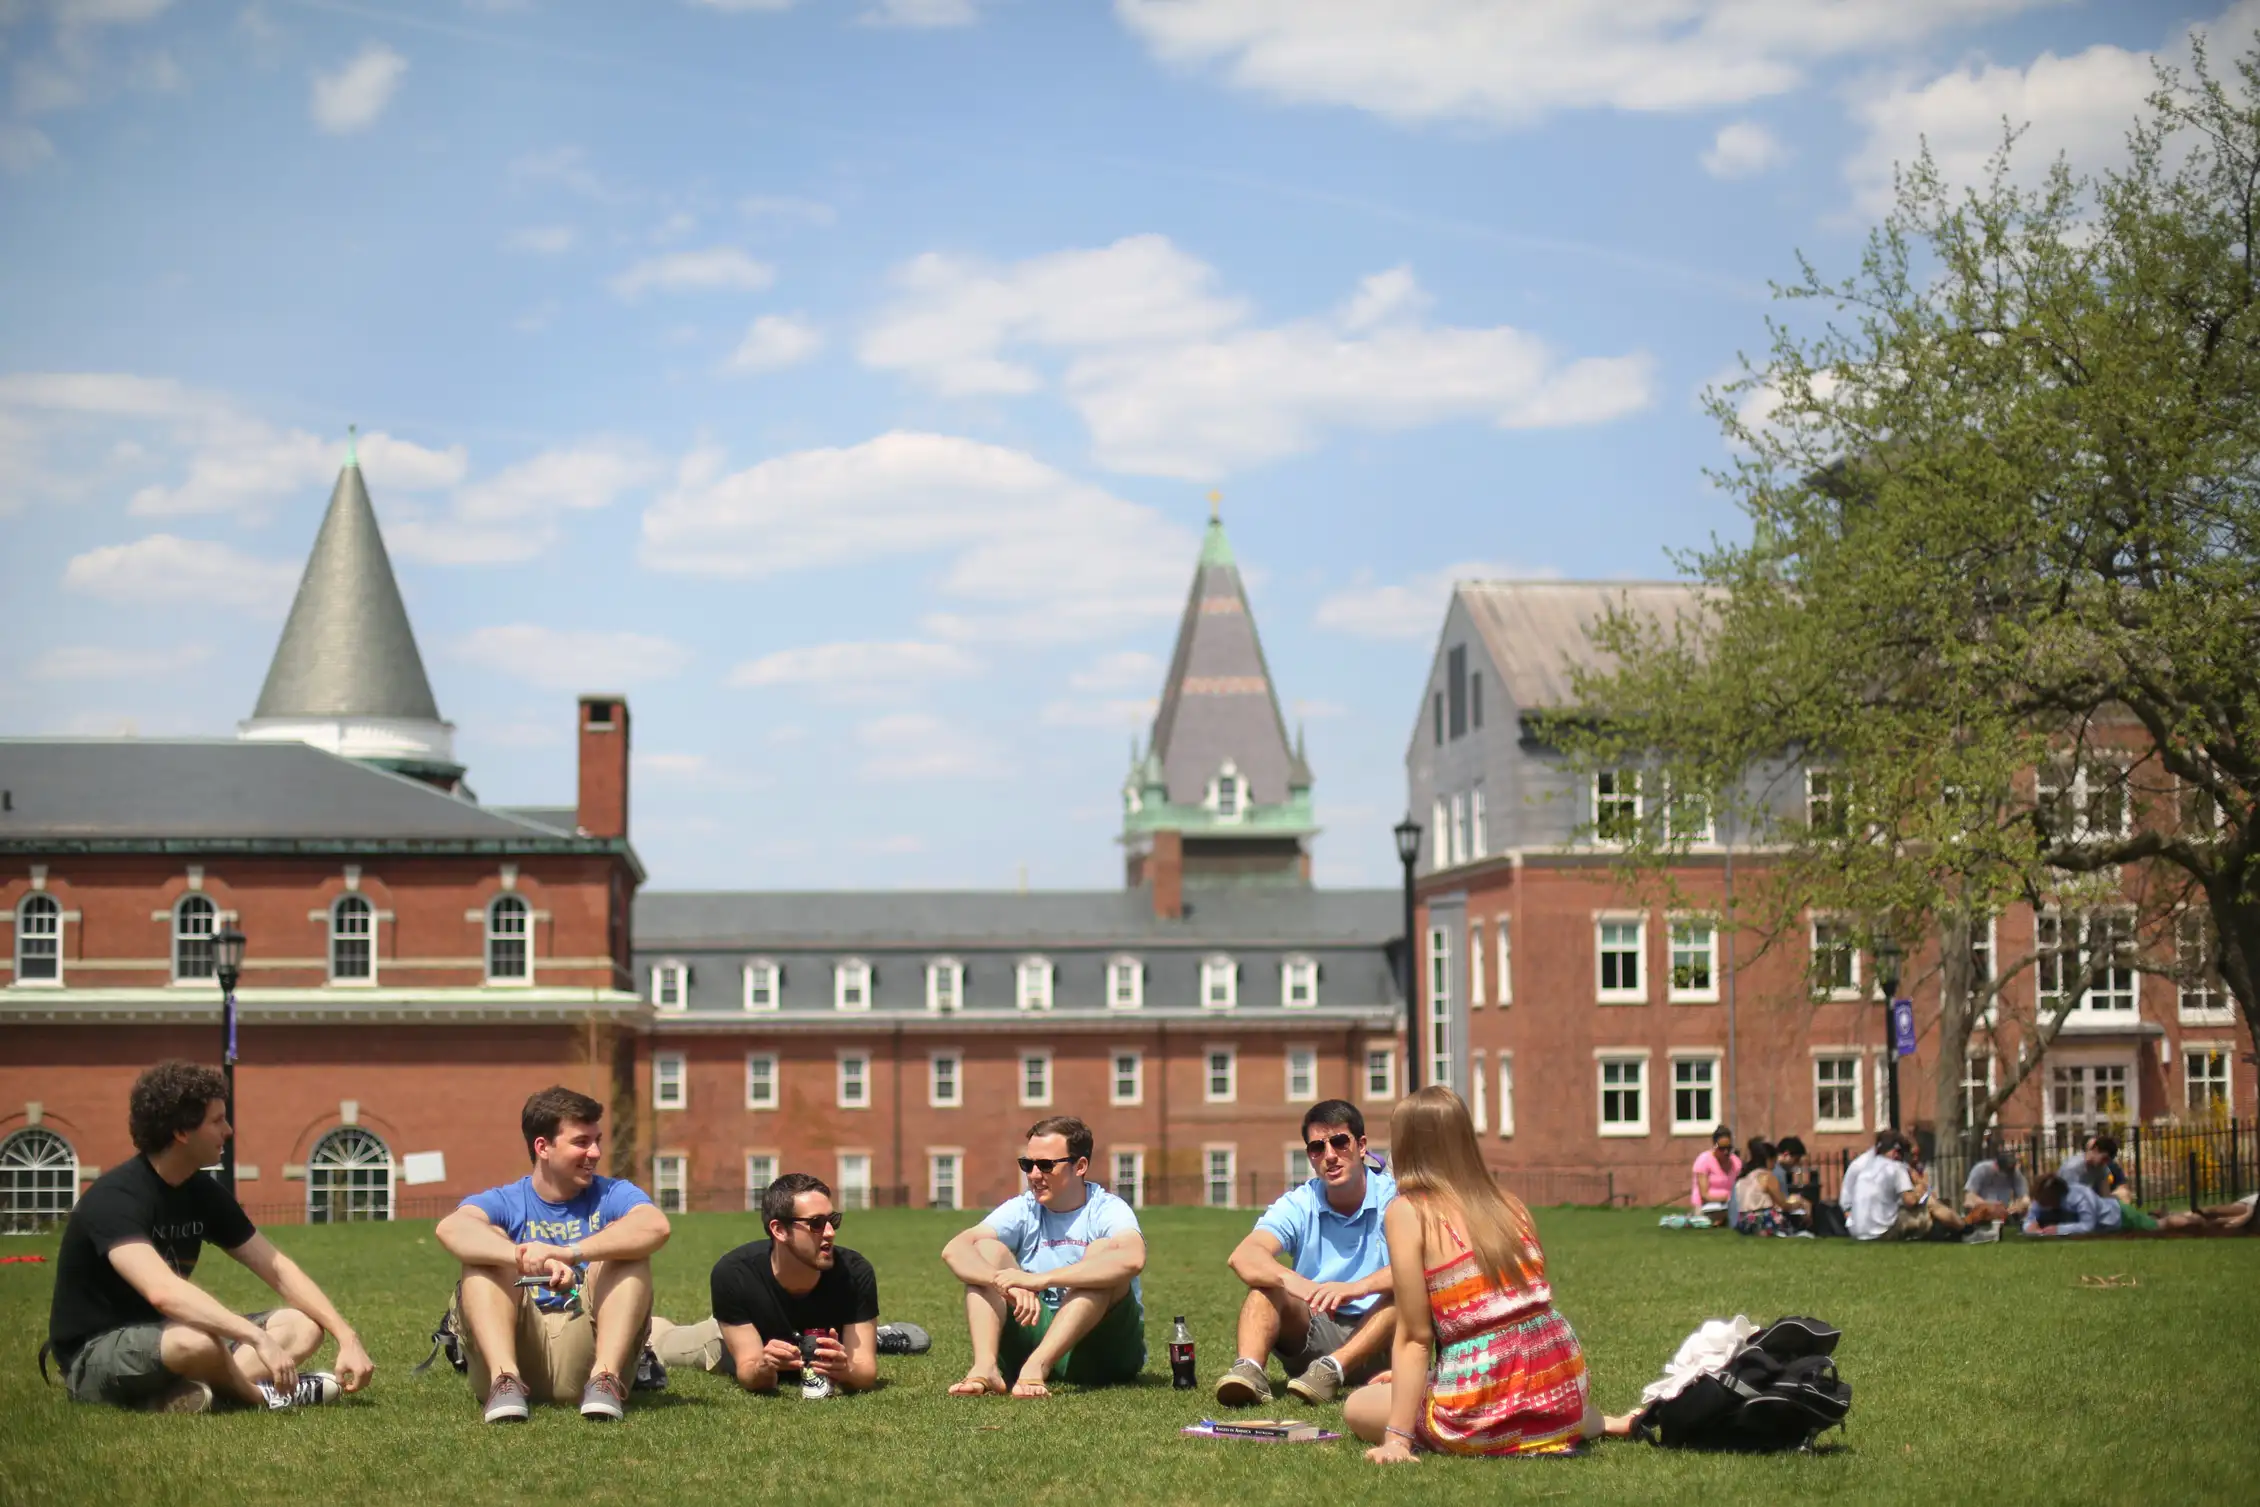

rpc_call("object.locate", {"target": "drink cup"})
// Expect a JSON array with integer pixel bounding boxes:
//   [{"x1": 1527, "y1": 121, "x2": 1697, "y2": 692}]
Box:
[{"x1": 799, "y1": 1330, "x2": 836, "y2": 1400}]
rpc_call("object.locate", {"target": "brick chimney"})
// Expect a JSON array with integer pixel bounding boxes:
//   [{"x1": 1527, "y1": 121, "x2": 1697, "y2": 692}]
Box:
[
  {"x1": 576, "y1": 695, "x2": 630, "y2": 839},
  {"x1": 1148, "y1": 829, "x2": 1183, "y2": 921}
]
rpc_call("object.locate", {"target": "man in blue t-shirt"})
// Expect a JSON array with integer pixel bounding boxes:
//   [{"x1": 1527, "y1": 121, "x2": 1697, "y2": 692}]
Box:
[
  {"x1": 435, "y1": 1086, "x2": 670, "y2": 1424},
  {"x1": 1216, "y1": 1099, "x2": 1397, "y2": 1408},
  {"x1": 940, "y1": 1114, "x2": 1146, "y2": 1398}
]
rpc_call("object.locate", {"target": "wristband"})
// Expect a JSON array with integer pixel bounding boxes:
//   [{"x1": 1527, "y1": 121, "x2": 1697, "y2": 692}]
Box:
[
  {"x1": 566, "y1": 1244, "x2": 584, "y2": 1265},
  {"x1": 1385, "y1": 1425, "x2": 1417, "y2": 1444}
]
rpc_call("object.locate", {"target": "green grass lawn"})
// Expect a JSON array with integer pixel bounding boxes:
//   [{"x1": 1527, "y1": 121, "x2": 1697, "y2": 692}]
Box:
[{"x1": 2, "y1": 1207, "x2": 2255, "y2": 1507}]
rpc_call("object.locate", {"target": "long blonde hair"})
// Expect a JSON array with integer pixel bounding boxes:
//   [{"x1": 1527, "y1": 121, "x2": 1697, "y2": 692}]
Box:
[{"x1": 1389, "y1": 1085, "x2": 1537, "y2": 1288}]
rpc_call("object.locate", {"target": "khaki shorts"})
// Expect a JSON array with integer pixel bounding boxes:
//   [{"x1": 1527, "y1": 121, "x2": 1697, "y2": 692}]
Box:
[
  {"x1": 1879, "y1": 1204, "x2": 1934, "y2": 1242},
  {"x1": 452, "y1": 1284, "x2": 604, "y2": 1404}
]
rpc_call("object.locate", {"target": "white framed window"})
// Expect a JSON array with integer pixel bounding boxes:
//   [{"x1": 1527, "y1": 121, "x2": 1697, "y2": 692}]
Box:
[
  {"x1": 1449, "y1": 792, "x2": 1468, "y2": 866},
  {"x1": 1669, "y1": 1054, "x2": 1720, "y2": 1134},
  {"x1": 1497, "y1": 917, "x2": 1513, "y2": 1004},
  {"x1": 1110, "y1": 1049, "x2": 1143, "y2": 1107},
  {"x1": 1811, "y1": 917, "x2": 1860, "y2": 998},
  {"x1": 1020, "y1": 1048, "x2": 1052, "y2": 1108},
  {"x1": 1663, "y1": 776, "x2": 1713, "y2": 843},
  {"x1": 1205, "y1": 1146, "x2": 1237, "y2": 1208},
  {"x1": 651, "y1": 960, "x2": 686, "y2": 1011},
  {"x1": 1470, "y1": 784, "x2": 1488, "y2": 859},
  {"x1": 1805, "y1": 768, "x2": 1843, "y2": 836},
  {"x1": 834, "y1": 958, "x2": 871, "y2": 1011},
  {"x1": 1214, "y1": 764, "x2": 1244, "y2": 822},
  {"x1": 1426, "y1": 925, "x2": 1454, "y2": 1086},
  {"x1": 1205, "y1": 1046, "x2": 1237, "y2": 1103},
  {"x1": 0, "y1": 1126, "x2": 79, "y2": 1232},
  {"x1": 1969, "y1": 916, "x2": 1998, "y2": 1025},
  {"x1": 1597, "y1": 917, "x2": 1644, "y2": 1002},
  {"x1": 13, "y1": 893, "x2": 61, "y2": 984},
  {"x1": 929, "y1": 1050, "x2": 962, "y2": 1108},
  {"x1": 743, "y1": 959, "x2": 779, "y2": 1011},
  {"x1": 1285, "y1": 1144, "x2": 1311, "y2": 1192},
  {"x1": 1597, "y1": 1054, "x2": 1650, "y2": 1137},
  {"x1": 2186, "y1": 1047, "x2": 2232, "y2": 1116},
  {"x1": 330, "y1": 894, "x2": 375, "y2": 984},
  {"x1": 2178, "y1": 912, "x2": 2233, "y2": 1023},
  {"x1": 2037, "y1": 755, "x2": 2132, "y2": 842},
  {"x1": 744, "y1": 1153, "x2": 777, "y2": 1210},
  {"x1": 1202, "y1": 956, "x2": 1238, "y2": 1010},
  {"x1": 2038, "y1": 909, "x2": 2138, "y2": 1016},
  {"x1": 837, "y1": 1051, "x2": 869, "y2": 1109},
  {"x1": 1470, "y1": 1049, "x2": 1488, "y2": 1134},
  {"x1": 1285, "y1": 1044, "x2": 1316, "y2": 1101},
  {"x1": 927, "y1": 959, "x2": 963, "y2": 1014},
  {"x1": 1496, "y1": 1053, "x2": 1515, "y2": 1137},
  {"x1": 306, "y1": 1125, "x2": 393, "y2": 1224},
  {"x1": 1364, "y1": 1046, "x2": 1395, "y2": 1101},
  {"x1": 745, "y1": 1052, "x2": 779, "y2": 1111},
  {"x1": 1961, "y1": 1050, "x2": 1997, "y2": 1130},
  {"x1": 1813, "y1": 1054, "x2": 1863, "y2": 1132},
  {"x1": 1431, "y1": 796, "x2": 1449, "y2": 869},
  {"x1": 1281, "y1": 955, "x2": 1318, "y2": 1008},
  {"x1": 1111, "y1": 1148, "x2": 1145, "y2": 1206},
  {"x1": 836, "y1": 1152, "x2": 871, "y2": 1211},
  {"x1": 654, "y1": 1051, "x2": 687, "y2": 1110},
  {"x1": 1017, "y1": 957, "x2": 1054, "y2": 1012},
  {"x1": 1108, "y1": 956, "x2": 1144, "y2": 1010},
  {"x1": 485, "y1": 894, "x2": 530, "y2": 983},
  {"x1": 1469, "y1": 925, "x2": 1486, "y2": 1008},
  {"x1": 1594, "y1": 769, "x2": 1643, "y2": 843},
  {"x1": 173, "y1": 894, "x2": 217, "y2": 982},
  {"x1": 928, "y1": 1151, "x2": 961, "y2": 1210},
  {"x1": 1668, "y1": 918, "x2": 1717, "y2": 1002},
  {"x1": 652, "y1": 1154, "x2": 687, "y2": 1214}
]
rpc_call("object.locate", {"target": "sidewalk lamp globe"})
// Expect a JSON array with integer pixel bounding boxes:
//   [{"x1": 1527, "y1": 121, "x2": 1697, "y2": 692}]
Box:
[
  {"x1": 1393, "y1": 816, "x2": 1421, "y2": 865},
  {"x1": 214, "y1": 927, "x2": 247, "y2": 993}
]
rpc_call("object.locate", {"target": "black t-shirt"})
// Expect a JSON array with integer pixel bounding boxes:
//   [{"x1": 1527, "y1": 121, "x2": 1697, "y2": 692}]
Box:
[
  {"x1": 48, "y1": 1157, "x2": 256, "y2": 1366},
  {"x1": 710, "y1": 1239, "x2": 879, "y2": 1379}
]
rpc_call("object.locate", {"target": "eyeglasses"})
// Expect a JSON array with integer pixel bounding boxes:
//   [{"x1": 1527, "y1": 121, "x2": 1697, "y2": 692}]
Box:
[
  {"x1": 1305, "y1": 1132, "x2": 1356, "y2": 1160},
  {"x1": 1018, "y1": 1156, "x2": 1078, "y2": 1174},
  {"x1": 782, "y1": 1213, "x2": 844, "y2": 1232}
]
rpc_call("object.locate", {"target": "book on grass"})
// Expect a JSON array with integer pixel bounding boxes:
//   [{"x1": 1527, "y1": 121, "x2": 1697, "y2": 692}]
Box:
[{"x1": 1182, "y1": 1418, "x2": 1339, "y2": 1443}]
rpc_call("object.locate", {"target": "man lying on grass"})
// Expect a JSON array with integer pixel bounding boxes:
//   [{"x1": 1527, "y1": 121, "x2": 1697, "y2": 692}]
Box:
[
  {"x1": 941, "y1": 1115, "x2": 1145, "y2": 1398},
  {"x1": 434, "y1": 1086, "x2": 670, "y2": 1423},
  {"x1": 1214, "y1": 1098, "x2": 1396, "y2": 1408},
  {"x1": 45, "y1": 1060, "x2": 371, "y2": 1414},
  {"x1": 708, "y1": 1172, "x2": 879, "y2": 1395}
]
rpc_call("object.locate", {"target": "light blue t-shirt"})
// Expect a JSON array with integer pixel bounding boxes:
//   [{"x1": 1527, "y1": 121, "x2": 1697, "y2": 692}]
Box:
[
  {"x1": 984, "y1": 1182, "x2": 1143, "y2": 1309},
  {"x1": 464, "y1": 1174, "x2": 653, "y2": 1310},
  {"x1": 1253, "y1": 1168, "x2": 1398, "y2": 1318}
]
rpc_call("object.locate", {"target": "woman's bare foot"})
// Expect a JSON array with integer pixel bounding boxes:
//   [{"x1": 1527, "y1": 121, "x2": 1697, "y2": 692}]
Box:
[
  {"x1": 948, "y1": 1370, "x2": 1006, "y2": 1397},
  {"x1": 1602, "y1": 1412, "x2": 1638, "y2": 1438},
  {"x1": 1010, "y1": 1376, "x2": 1051, "y2": 1399}
]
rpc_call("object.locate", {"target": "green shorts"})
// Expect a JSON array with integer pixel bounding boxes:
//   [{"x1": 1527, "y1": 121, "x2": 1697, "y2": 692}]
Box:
[
  {"x1": 2118, "y1": 1205, "x2": 2158, "y2": 1231},
  {"x1": 1000, "y1": 1293, "x2": 1146, "y2": 1387}
]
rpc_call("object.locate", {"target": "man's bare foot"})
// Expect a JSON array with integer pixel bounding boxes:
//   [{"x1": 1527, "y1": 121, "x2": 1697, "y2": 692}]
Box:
[
  {"x1": 1602, "y1": 1412, "x2": 1638, "y2": 1438},
  {"x1": 948, "y1": 1370, "x2": 1006, "y2": 1397},
  {"x1": 1010, "y1": 1376, "x2": 1051, "y2": 1399}
]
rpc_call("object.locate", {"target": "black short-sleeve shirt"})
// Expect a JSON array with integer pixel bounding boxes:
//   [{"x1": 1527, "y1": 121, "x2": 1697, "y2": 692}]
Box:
[
  {"x1": 710, "y1": 1240, "x2": 879, "y2": 1377},
  {"x1": 48, "y1": 1157, "x2": 257, "y2": 1367}
]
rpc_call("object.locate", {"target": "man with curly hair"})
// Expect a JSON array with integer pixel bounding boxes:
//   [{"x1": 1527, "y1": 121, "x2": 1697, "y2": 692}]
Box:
[{"x1": 45, "y1": 1060, "x2": 372, "y2": 1413}]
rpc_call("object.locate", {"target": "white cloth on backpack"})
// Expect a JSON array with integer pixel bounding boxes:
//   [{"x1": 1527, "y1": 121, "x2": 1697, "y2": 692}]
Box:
[{"x1": 1639, "y1": 1315, "x2": 1760, "y2": 1405}]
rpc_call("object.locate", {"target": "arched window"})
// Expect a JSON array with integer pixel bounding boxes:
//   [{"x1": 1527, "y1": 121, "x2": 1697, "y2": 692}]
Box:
[
  {"x1": 486, "y1": 895, "x2": 530, "y2": 983},
  {"x1": 173, "y1": 894, "x2": 217, "y2": 981},
  {"x1": 15, "y1": 894, "x2": 60, "y2": 983},
  {"x1": 306, "y1": 1126, "x2": 392, "y2": 1223},
  {"x1": 330, "y1": 895, "x2": 374, "y2": 982},
  {"x1": 0, "y1": 1127, "x2": 77, "y2": 1233}
]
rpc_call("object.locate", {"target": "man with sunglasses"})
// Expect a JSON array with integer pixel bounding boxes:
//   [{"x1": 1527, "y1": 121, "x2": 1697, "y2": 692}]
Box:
[
  {"x1": 1215, "y1": 1100, "x2": 1397, "y2": 1408},
  {"x1": 704, "y1": 1173, "x2": 879, "y2": 1395},
  {"x1": 941, "y1": 1115, "x2": 1146, "y2": 1398}
]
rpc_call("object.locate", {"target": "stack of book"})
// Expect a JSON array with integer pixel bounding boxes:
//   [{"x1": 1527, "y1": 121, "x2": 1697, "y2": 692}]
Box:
[{"x1": 1181, "y1": 1418, "x2": 1340, "y2": 1443}]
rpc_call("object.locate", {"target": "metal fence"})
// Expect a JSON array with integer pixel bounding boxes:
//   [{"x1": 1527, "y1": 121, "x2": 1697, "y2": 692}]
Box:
[{"x1": 1828, "y1": 1119, "x2": 2257, "y2": 1210}]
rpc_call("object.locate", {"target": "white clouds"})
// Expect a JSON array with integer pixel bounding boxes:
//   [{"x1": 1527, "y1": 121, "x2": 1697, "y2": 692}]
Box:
[
  {"x1": 728, "y1": 640, "x2": 982, "y2": 692},
  {"x1": 389, "y1": 440, "x2": 659, "y2": 565},
  {"x1": 741, "y1": 193, "x2": 836, "y2": 225},
  {"x1": 864, "y1": 237, "x2": 1652, "y2": 477},
  {"x1": 1313, "y1": 558, "x2": 1544, "y2": 640},
  {"x1": 610, "y1": 248, "x2": 775, "y2": 299},
  {"x1": 1703, "y1": 120, "x2": 1786, "y2": 178},
  {"x1": 34, "y1": 642, "x2": 213, "y2": 680},
  {"x1": 1068, "y1": 649, "x2": 1161, "y2": 691},
  {"x1": 130, "y1": 426, "x2": 466, "y2": 517},
  {"x1": 452, "y1": 625, "x2": 692, "y2": 690},
  {"x1": 723, "y1": 314, "x2": 824, "y2": 374},
  {"x1": 62, "y1": 535, "x2": 300, "y2": 614},
  {"x1": 309, "y1": 43, "x2": 406, "y2": 135},
  {"x1": 507, "y1": 225, "x2": 577, "y2": 255},
  {"x1": 857, "y1": 711, "x2": 1006, "y2": 781},
  {"x1": 1115, "y1": 0, "x2": 2059, "y2": 127},
  {"x1": 687, "y1": 0, "x2": 796, "y2": 11},
  {"x1": 58, "y1": 0, "x2": 176, "y2": 24},
  {"x1": 641, "y1": 430, "x2": 1196, "y2": 642},
  {"x1": 0, "y1": 124, "x2": 57, "y2": 173},
  {"x1": 862, "y1": 0, "x2": 983, "y2": 27},
  {"x1": 1039, "y1": 697, "x2": 1156, "y2": 730}
]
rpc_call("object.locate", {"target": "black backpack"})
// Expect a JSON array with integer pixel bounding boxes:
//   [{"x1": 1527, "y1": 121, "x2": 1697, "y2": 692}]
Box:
[{"x1": 1633, "y1": 1316, "x2": 1851, "y2": 1453}]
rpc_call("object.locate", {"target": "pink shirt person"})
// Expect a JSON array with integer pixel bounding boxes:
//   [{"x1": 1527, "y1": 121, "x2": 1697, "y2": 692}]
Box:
[{"x1": 1691, "y1": 1143, "x2": 1742, "y2": 1209}]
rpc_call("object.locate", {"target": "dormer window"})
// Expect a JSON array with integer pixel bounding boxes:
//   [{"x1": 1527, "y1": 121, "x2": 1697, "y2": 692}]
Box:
[
  {"x1": 1017, "y1": 957, "x2": 1054, "y2": 1012},
  {"x1": 1214, "y1": 764, "x2": 1244, "y2": 821},
  {"x1": 928, "y1": 958, "x2": 964, "y2": 1013},
  {"x1": 1124, "y1": 785, "x2": 1143, "y2": 815},
  {"x1": 1282, "y1": 956, "x2": 1318, "y2": 1008},
  {"x1": 652, "y1": 961, "x2": 687, "y2": 1011},
  {"x1": 1202, "y1": 955, "x2": 1238, "y2": 1010},
  {"x1": 835, "y1": 959, "x2": 871, "y2": 1011},
  {"x1": 743, "y1": 959, "x2": 779, "y2": 1011},
  {"x1": 1108, "y1": 956, "x2": 1144, "y2": 1010}
]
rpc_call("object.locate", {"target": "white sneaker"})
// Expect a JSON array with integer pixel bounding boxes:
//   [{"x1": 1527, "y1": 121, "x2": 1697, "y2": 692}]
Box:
[
  {"x1": 257, "y1": 1371, "x2": 341, "y2": 1410},
  {"x1": 151, "y1": 1378, "x2": 213, "y2": 1414}
]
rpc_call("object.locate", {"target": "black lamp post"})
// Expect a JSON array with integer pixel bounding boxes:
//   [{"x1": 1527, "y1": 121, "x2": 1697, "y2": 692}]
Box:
[
  {"x1": 213, "y1": 927, "x2": 247, "y2": 1193},
  {"x1": 1877, "y1": 937, "x2": 1904, "y2": 1133},
  {"x1": 1393, "y1": 816, "x2": 1423, "y2": 1094}
]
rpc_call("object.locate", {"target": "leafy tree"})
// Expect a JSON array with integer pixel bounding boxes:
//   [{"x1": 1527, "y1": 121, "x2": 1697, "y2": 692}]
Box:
[{"x1": 1544, "y1": 34, "x2": 2260, "y2": 1153}]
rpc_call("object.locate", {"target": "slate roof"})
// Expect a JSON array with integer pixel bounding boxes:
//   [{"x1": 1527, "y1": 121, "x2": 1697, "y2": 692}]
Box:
[
  {"x1": 1146, "y1": 516, "x2": 1305, "y2": 806},
  {"x1": 252, "y1": 458, "x2": 444, "y2": 722},
  {"x1": 1456, "y1": 581, "x2": 1711, "y2": 711},
  {"x1": 0, "y1": 739, "x2": 620, "y2": 850}
]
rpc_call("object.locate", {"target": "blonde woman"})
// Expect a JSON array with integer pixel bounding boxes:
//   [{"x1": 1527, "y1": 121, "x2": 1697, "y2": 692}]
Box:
[{"x1": 1345, "y1": 1086, "x2": 1630, "y2": 1462}]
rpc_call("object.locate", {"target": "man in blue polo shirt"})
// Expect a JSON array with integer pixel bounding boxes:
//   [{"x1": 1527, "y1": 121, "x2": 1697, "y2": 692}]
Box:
[{"x1": 1215, "y1": 1099, "x2": 1397, "y2": 1407}]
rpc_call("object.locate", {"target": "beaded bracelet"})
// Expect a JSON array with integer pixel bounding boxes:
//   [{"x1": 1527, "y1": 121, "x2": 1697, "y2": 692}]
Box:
[{"x1": 1385, "y1": 1425, "x2": 1417, "y2": 1444}]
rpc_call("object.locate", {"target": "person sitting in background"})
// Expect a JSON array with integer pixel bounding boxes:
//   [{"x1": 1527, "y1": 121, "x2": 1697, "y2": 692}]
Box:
[
  {"x1": 2059, "y1": 1134, "x2": 2123, "y2": 1196},
  {"x1": 2025, "y1": 1172, "x2": 2124, "y2": 1237},
  {"x1": 1690, "y1": 1126, "x2": 1742, "y2": 1224},
  {"x1": 1847, "y1": 1133, "x2": 1967, "y2": 1241},
  {"x1": 1962, "y1": 1144, "x2": 2030, "y2": 1224},
  {"x1": 1730, "y1": 1139, "x2": 1801, "y2": 1237},
  {"x1": 1774, "y1": 1137, "x2": 1824, "y2": 1210}
]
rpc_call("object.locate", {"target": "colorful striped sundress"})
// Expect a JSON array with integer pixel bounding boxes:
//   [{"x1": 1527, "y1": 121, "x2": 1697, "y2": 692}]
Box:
[{"x1": 1415, "y1": 1203, "x2": 1590, "y2": 1456}]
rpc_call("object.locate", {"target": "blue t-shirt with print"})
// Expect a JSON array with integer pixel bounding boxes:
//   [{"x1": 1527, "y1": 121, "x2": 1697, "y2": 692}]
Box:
[
  {"x1": 463, "y1": 1174, "x2": 653, "y2": 1310},
  {"x1": 984, "y1": 1182, "x2": 1142, "y2": 1310},
  {"x1": 1253, "y1": 1167, "x2": 1398, "y2": 1319}
]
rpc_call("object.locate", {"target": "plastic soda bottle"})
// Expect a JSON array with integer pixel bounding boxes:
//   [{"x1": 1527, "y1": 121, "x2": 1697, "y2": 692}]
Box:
[{"x1": 1169, "y1": 1315, "x2": 1196, "y2": 1389}]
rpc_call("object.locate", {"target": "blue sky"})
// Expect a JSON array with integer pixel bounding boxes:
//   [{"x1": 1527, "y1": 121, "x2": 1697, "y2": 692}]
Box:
[{"x1": 1, "y1": 0, "x2": 2244, "y2": 891}]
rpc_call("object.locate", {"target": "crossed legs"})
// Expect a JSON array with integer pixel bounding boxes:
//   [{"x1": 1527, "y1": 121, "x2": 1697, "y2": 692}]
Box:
[
  {"x1": 158, "y1": 1308, "x2": 323, "y2": 1407},
  {"x1": 1235, "y1": 1286, "x2": 1395, "y2": 1382}
]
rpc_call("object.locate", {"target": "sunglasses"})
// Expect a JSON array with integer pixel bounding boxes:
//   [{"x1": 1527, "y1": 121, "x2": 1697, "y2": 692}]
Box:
[
  {"x1": 782, "y1": 1213, "x2": 845, "y2": 1232},
  {"x1": 1306, "y1": 1132, "x2": 1356, "y2": 1160},
  {"x1": 1018, "y1": 1156, "x2": 1079, "y2": 1174}
]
